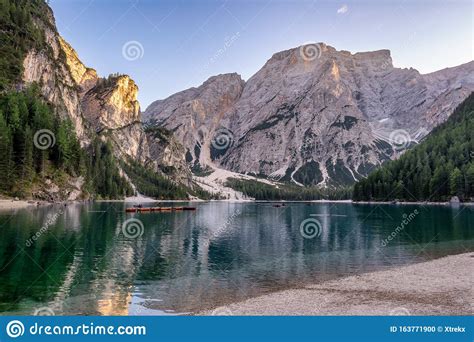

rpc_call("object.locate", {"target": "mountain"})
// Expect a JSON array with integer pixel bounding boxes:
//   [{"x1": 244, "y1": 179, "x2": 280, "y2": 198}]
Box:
[
  {"x1": 144, "y1": 43, "x2": 474, "y2": 187},
  {"x1": 145, "y1": 73, "x2": 245, "y2": 171},
  {"x1": 353, "y1": 93, "x2": 474, "y2": 202},
  {"x1": 2, "y1": 1, "x2": 472, "y2": 201},
  {"x1": 0, "y1": 0, "x2": 196, "y2": 200}
]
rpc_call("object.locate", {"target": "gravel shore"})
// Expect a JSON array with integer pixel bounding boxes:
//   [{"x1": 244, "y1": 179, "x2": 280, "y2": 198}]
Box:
[
  {"x1": 202, "y1": 253, "x2": 473, "y2": 316},
  {"x1": 0, "y1": 199, "x2": 35, "y2": 210}
]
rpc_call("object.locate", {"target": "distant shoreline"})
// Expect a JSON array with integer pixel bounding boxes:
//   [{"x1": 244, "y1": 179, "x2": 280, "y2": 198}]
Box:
[
  {"x1": 352, "y1": 200, "x2": 474, "y2": 206},
  {"x1": 201, "y1": 252, "x2": 473, "y2": 316},
  {"x1": 121, "y1": 198, "x2": 471, "y2": 205},
  {"x1": 2, "y1": 198, "x2": 473, "y2": 210},
  {"x1": 0, "y1": 199, "x2": 36, "y2": 210}
]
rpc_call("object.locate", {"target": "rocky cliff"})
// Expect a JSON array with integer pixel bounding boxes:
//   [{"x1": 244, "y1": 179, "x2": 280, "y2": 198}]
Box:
[
  {"x1": 81, "y1": 75, "x2": 140, "y2": 132},
  {"x1": 20, "y1": 2, "x2": 192, "y2": 193},
  {"x1": 22, "y1": 7, "x2": 89, "y2": 142},
  {"x1": 146, "y1": 73, "x2": 245, "y2": 168},
  {"x1": 144, "y1": 43, "x2": 474, "y2": 187}
]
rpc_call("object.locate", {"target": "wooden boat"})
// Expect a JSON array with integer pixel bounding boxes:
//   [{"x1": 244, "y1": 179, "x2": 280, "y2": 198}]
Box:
[{"x1": 126, "y1": 206, "x2": 196, "y2": 213}]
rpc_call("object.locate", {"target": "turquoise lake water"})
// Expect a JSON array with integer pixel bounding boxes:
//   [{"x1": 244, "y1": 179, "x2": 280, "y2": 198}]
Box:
[{"x1": 0, "y1": 202, "x2": 472, "y2": 315}]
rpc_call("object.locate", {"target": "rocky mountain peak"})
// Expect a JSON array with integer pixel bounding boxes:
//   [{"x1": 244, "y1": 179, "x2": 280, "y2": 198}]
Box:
[
  {"x1": 7, "y1": 1, "x2": 209, "y2": 199},
  {"x1": 109, "y1": 75, "x2": 140, "y2": 109},
  {"x1": 81, "y1": 74, "x2": 140, "y2": 132},
  {"x1": 143, "y1": 73, "x2": 245, "y2": 166},
  {"x1": 353, "y1": 49, "x2": 392, "y2": 60},
  {"x1": 145, "y1": 43, "x2": 474, "y2": 187},
  {"x1": 266, "y1": 43, "x2": 392, "y2": 72},
  {"x1": 59, "y1": 37, "x2": 98, "y2": 89},
  {"x1": 57, "y1": 33, "x2": 140, "y2": 132},
  {"x1": 203, "y1": 72, "x2": 244, "y2": 86}
]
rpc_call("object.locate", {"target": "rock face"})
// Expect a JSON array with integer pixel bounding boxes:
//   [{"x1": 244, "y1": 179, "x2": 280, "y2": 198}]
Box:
[
  {"x1": 21, "y1": 4, "x2": 191, "y2": 190},
  {"x1": 146, "y1": 73, "x2": 245, "y2": 167},
  {"x1": 22, "y1": 8, "x2": 141, "y2": 149},
  {"x1": 145, "y1": 127, "x2": 193, "y2": 186},
  {"x1": 144, "y1": 43, "x2": 474, "y2": 186},
  {"x1": 22, "y1": 9, "x2": 89, "y2": 142},
  {"x1": 58, "y1": 37, "x2": 98, "y2": 89},
  {"x1": 81, "y1": 75, "x2": 141, "y2": 132},
  {"x1": 33, "y1": 177, "x2": 85, "y2": 202}
]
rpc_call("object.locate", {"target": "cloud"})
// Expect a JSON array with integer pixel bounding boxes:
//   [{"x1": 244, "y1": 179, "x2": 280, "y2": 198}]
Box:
[{"x1": 337, "y1": 4, "x2": 348, "y2": 14}]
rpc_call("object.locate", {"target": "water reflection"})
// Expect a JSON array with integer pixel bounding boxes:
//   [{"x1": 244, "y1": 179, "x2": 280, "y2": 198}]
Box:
[{"x1": 0, "y1": 202, "x2": 472, "y2": 315}]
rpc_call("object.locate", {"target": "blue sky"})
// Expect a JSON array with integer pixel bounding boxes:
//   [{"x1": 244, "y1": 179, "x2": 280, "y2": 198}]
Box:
[{"x1": 50, "y1": 0, "x2": 473, "y2": 109}]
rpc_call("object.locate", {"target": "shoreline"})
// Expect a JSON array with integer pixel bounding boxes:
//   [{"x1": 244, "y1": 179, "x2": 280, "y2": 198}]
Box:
[
  {"x1": 2, "y1": 198, "x2": 472, "y2": 210},
  {"x1": 121, "y1": 198, "x2": 474, "y2": 205},
  {"x1": 353, "y1": 200, "x2": 474, "y2": 206},
  {"x1": 201, "y1": 252, "x2": 473, "y2": 316},
  {"x1": 0, "y1": 199, "x2": 36, "y2": 210}
]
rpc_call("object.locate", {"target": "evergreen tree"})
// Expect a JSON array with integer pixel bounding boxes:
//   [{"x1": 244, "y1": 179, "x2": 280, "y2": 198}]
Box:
[
  {"x1": 465, "y1": 164, "x2": 474, "y2": 197},
  {"x1": 0, "y1": 111, "x2": 13, "y2": 192},
  {"x1": 55, "y1": 119, "x2": 72, "y2": 169},
  {"x1": 353, "y1": 93, "x2": 474, "y2": 202},
  {"x1": 21, "y1": 124, "x2": 34, "y2": 180},
  {"x1": 449, "y1": 168, "x2": 463, "y2": 197}
]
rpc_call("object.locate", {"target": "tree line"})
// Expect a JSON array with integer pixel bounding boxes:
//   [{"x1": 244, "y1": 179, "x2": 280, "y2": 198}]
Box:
[
  {"x1": 121, "y1": 158, "x2": 217, "y2": 200},
  {"x1": 0, "y1": 87, "x2": 133, "y2": 199},
  {"x1": 226, "y1": 178, "x2": 352, "y2": 200},
  {"x1": 353, "y1": 93, "x2": 474, "y2": 202},
  {"x1": 0, "y1": 0, "x2": 48, "y2": 91}
]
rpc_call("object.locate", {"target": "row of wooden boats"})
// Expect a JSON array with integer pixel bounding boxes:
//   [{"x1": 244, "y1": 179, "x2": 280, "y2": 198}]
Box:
[{"x1": 125, "y1": 206, "x2": 197, "y2": 213}]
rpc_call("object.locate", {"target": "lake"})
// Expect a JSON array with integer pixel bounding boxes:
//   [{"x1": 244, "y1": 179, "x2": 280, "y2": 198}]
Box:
[{"x1": 0, "y1": 202, "x2": 472, "y2": 315}]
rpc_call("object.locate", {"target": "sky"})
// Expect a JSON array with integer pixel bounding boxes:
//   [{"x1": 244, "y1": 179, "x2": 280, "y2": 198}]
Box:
[{"x1": 49, "y1": 0, "x2": 473, "y2": 109}]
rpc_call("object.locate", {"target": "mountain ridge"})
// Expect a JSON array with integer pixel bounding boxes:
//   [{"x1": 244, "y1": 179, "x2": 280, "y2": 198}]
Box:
[
  {"x1": 0, "y1": 0, "x2": 197, "y2": 200},
  {"x1": 353, "y1": 93, "x2": 474, "y2": 202},
  {"x1": 144, "y1": 43, "x2": 474, "y2": 187},
  {"x1": 2, "y1": 1, "x2": 472, "y2": 200}
]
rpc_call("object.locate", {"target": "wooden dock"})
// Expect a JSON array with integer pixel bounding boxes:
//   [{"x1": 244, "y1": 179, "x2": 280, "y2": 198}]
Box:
[{"x1": 126, "y1": 206, "x2": 196, "y2": 213}]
